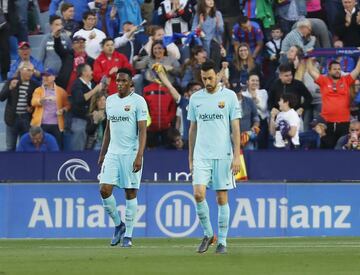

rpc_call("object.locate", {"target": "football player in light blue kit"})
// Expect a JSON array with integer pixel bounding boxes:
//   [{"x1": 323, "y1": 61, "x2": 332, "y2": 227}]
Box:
[
  {"x1": 188, "y1": 60, "x2": 241, "y2": 254},
  {"x1": 98, "y1": 68, "x2": 148, "y2": 248}
]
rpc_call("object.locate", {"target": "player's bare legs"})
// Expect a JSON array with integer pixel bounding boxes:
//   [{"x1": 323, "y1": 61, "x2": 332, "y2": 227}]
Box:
[
  {"x1": 216, "y1": 190, "x2": 229, "y2": 254},
  {"x1": 193, "y1": 185, "x2": 216, "y2": 253},
  {"x1": 100, "y1": 184, "x2": 125, "y2": 246},
  {"x1": 122, "y1": 188, "x2": 138, "y2": 247}
]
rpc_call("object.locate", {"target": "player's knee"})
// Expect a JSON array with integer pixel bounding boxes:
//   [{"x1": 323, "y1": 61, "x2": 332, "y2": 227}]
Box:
[
  {"x1": 193, "y1": 192, "x2": 205, "y2": 202},
  {"x1": 100, "y1": 185, "x2": 112, "y2": 199},
  {"x1": 125, "y1": 189, "x2": 137, "y2": 200}
]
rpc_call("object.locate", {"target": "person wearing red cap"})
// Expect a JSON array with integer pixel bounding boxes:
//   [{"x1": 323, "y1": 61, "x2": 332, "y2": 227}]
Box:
[
  {"x1": 7, "y1": 42, "x2": 44, "y2": 83},
  {"x1": 53, "y1": 22, "x2": 94, "y2": 94}
]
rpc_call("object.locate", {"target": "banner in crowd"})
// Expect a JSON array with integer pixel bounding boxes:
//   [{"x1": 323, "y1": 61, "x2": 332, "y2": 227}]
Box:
[
  {"x1": 0, "y1": 183, "x2": 359, "y2": 238},
  {"x1": 1, "y1": 150, "x2": 360, "y2": 182}
]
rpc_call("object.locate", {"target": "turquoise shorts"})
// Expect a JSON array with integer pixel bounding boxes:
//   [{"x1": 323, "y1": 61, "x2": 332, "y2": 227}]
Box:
[
  {"x1": 192, "y1": 159, "x2": 236, "y2": 190},
  {"x1": 99, "y1": 153, "x2": 142, "y2": 189}
]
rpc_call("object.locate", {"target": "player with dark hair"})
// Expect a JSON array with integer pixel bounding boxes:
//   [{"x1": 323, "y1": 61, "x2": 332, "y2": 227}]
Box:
[
  {"x1": 188, "y1": 60, "x2": 241, "y2": 254},
  {"x1": 98, "y1": 68, "x2": 148, "y2": 248}
]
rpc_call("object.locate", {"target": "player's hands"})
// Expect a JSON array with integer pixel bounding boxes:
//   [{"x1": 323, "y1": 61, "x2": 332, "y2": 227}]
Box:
[
  {"x1": 98, "y1": 154, "x2": 105, "y2": 166},
  {"x1": 132, "y1": 155, "x2": 142, "y2": 173},
  {"x1": 231, "y1": 154, "x2": 241, "y2": 175}
]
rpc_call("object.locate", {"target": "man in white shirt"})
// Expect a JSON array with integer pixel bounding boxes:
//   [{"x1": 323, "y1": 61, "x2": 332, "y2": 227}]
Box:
[
  {"x1": 270, "y1": 93, "x2": 301, "y2": 149},
  {"x1": 73, "y1": 10, "x2": 106, "y2": 59}
]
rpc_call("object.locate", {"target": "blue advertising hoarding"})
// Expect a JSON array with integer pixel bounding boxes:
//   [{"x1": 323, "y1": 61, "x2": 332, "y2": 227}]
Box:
[
  {"x1": 0, "y1": 183, "x2": 359, "y2": 238},
  {"x1": 2, "y1": 150, "x2": 360, "y2": 182}
]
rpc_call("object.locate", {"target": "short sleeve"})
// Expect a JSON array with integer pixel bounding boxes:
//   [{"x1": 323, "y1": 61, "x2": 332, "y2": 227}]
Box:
[
  {"x1": 229, "y1": 92, "x2": 242, "y2": 120},
  {"x1": 187, "y1": 97, "x2": 196, "y2": 122},
  {"x1": 288, "y1": 111, "x2": 300, "y2": 127},
  {"x1": 314, "y1": 74, "x2": 326, "y2": 86},
  {"x1": 345, "y1": 74, "x2": 355, "y2": 86},
  {"x1": 136, "y1": 97, "x2": 148, "y2": 121}
]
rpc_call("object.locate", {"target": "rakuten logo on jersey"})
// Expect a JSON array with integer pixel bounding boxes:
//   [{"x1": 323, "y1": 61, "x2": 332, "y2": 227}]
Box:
[
  {"x1": 198, "y1": 113, "x2": 224, "y2": 121},
  {"x1": 109, "y1": 115, "x2": 130, "y2": 122}
]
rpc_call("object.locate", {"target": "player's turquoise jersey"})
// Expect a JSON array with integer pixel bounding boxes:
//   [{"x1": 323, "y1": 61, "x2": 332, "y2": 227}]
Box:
[
  {"x1": 187, "y1": 86, "x2": 241, "y2": 160},
  {"x1": 106, "y1": 92, "x2": 148, "y2": 155}
]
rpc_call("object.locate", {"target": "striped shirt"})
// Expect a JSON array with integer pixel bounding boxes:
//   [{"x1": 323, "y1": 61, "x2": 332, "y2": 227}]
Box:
[{"x1": 16, "y1": 82, "x2": 30, "y2": 114}]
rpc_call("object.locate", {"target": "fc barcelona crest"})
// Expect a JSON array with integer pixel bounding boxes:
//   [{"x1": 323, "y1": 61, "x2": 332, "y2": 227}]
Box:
[
  {"x1": 124, "y1": 105, "x2": 131, "y2": 111},
  {"x1": 218, "y1": 101, "x2": 225, "y2": 109}
]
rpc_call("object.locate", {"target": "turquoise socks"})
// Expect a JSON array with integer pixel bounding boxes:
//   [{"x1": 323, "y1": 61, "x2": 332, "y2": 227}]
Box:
[
  {"x1": 102, "y1": 194, "x2": 121, "y2": 226},
  {"x1": 124, "y1": 198, "x2": 138, "y2": 238},
  {"x1": 196, "y1": 200, "x2": 213, "y2": 237},
  {"x1": 218, "y1": 203, "x2": 230, "y2": 246}
]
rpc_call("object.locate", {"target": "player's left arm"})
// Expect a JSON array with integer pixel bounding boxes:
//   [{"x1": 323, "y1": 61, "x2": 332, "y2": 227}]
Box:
[
  {"x1": 231, "y1": 118, "x2": 241, "y2": 175},
  {"x1": 133, "y1": 120, "x2": 147, "y2": 173}
]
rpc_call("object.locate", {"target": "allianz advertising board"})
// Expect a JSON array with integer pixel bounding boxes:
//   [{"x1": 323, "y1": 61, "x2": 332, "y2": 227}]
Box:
[{"x1": 0, "y1": 183, "x2": 358, "y2": 238}]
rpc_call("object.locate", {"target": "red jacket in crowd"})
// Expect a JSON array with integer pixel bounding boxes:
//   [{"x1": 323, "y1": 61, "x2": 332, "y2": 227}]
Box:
[{"x1": 93, "y1": 51, "x2": 135, "y2": 95}]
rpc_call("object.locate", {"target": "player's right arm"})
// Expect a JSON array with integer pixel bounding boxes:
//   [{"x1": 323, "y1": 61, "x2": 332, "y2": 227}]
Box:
[
  {"x1": 98, "y1": 120, "x2": 110, "y2": 165},
  {"x1": 188, "y1": 121, "x2": 197, "y2": 173}
]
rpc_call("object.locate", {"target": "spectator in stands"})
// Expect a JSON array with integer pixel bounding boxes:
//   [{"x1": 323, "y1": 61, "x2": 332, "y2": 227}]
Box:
[
  {"x1": 334, "y1": 0, "x2": 360, "y2": 47},
  {"x1": 266, "y1": 24, "x2": 284, "y2": 65},
  {"x1": 50, "y1": 0, "x2": 90, "y2": 23},
  {"x1": 134, "y1": 40, "x2": 181, "y2": 84},
  {"x1": 243, "y1": 73, "x2": 269, "y2": 149},
  {"x1": 307, "y1": 58, "x2": 360, "y2": 148},
  {"x1": 166, "y1": 127, "x2": 186, "y2": 150},
  {"x1": 268, "y1": 63, "x2": 312, "y2": 121},
  {"x1": 73, "y1": 11, "x2": 106, "y2": 59},
  {"x1": 85, "y1": 91, "x2": 107, "y2": 150},
  {"x1": 53, "y1": 25, "x2": 94, "y2": 93},
  {"x1": 93, "y1": 37, "x2": 134, "y2": 95},
  {"x1": 8, "y1": 42, "x2": 44, "y2": 83},
  {"x1": 229, "y1": 43, "x2": 262, "y2": 94},
  {"x1": 39, "y1": 15, "x2": 72, "y2": 75},
  {"x1": 192, "y1": 0, "x2": 224, "y2": 56},
  {"x1": 270, "y1": 93, "x2": 301, "y2": 149},
  {"x1": 16, "y1": 126, "x2": 59, "y2": 151},
  {"x1": 115, "y1": 22, "x2": 144, "y2": 63},
  {"x1": 299, "y1": 117, "x2": 327, "y2": 149},
  {"x1": 60, "y1": 2, "x2": 80, "y2": 36},
  {"x1": 114, "y1": 0, "x2": 143, "y2": 28},
  {"x1": 69, "y1": 63, "x2": 103, "y2": 151},
  {"x1": 0, "y1": 0, "x2": 10, "y2": 81},
  {"x1": 274, "y1": 0, "x2": 307, "y2": 35},
  {"x1": 142, "y1": 63, "x2": 177, "y2": 148},
  {"x1": 232, "y1": 15, "x2": 264, "y2": 61},
  {"x1": 237, "y1": 90, "x2": 260, "y2": 150},
  {"x1": 158, "y1": 0, "x2": 194, "y2": 37},
  {"x1": 0, "y1": 62, "x2": 39, "y2": 151},
  {"x1": 30, "y1": 69, "x2": 70, "y2": 148},
  {"x1": 153, "y1": 62, "x2": 202, "y2": 143},
  {"x1": 181, "y1": 45, "x2": 207, "y2": 89},
  {"x1": 335, "y1": 120, "x2": 360, "y2": 150},
  {"x1": 89, "y1": 0, "x2": 120, "y2": 38},
  {"x1": 281, "y1": 19, "x2": 316, "y2": 57},
  {"x1": 141, "y1": 25, "x2": 180, "y2": 60}
]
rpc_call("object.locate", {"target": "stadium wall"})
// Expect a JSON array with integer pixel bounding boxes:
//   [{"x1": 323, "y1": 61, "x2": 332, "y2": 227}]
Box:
[
  {"x1": 1, "y1": 150, "x2": 360, "y2": 182},
  {"x1": 0, "y1": 183, "x2": 359, "y2": 238}
]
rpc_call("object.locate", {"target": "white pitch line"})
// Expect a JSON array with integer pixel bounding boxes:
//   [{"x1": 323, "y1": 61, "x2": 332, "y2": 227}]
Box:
[{"x1": 6, "y1": 244, "x2": 359, "y2": 249}]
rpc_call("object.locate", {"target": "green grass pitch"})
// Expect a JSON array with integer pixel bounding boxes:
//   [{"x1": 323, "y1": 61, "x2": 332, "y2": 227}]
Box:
[{"x1": 1, "y1": 237, "x2": 360, "y2": 275}]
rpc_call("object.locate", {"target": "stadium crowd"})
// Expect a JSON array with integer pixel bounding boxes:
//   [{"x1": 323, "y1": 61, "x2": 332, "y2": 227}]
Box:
[{"x1": 1, "y1": 0, "x2": 360, "y2": 152}]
